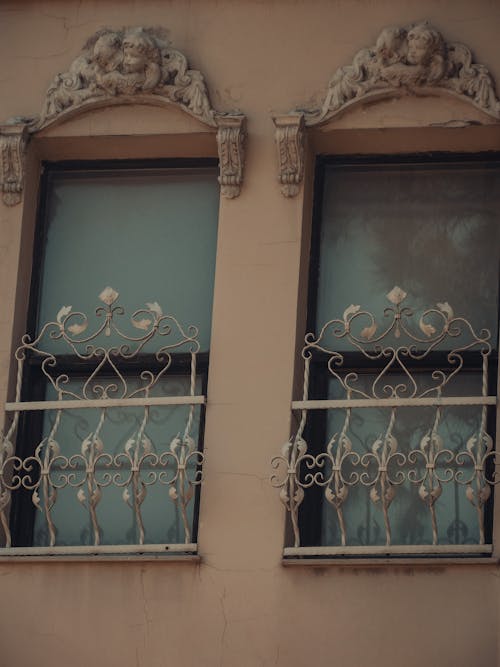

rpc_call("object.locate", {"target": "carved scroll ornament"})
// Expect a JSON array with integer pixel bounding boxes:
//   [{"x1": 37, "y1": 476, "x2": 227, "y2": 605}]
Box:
[
  {"x1": 0, "y1": 123, "x2": 28, "y2": 206},
  {"x1": 0, "y1": 26, "x2": 246, "y2": 205},
  {"x1": 274, "y1": 22, "x2": 500, "y2": 197},
  {"x1": 273, "y1": 114, "x2": 305, "y2": 197}
]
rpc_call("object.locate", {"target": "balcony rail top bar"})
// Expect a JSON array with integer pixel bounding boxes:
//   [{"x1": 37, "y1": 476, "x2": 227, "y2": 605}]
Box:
[
  {"x1": 292, "y1": 396, "x2": 497, "y2": 410},
  {"x1": 5, "y1": 395, "x2": 206, "y2": 411}
]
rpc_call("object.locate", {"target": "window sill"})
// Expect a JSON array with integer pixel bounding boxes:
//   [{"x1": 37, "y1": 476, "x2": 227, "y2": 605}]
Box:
[
  {"x1": 283, "y1": 544, "x2": 498, "y2": 567},
  {"x1": 0, "y1": 544, "x2": 200, "y2": 563},
  {"x1": 283, "y1": 556, "x2": 499, "y2": 568}
]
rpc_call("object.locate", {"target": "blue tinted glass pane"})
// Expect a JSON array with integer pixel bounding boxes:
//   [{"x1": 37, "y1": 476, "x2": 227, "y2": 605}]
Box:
[
  {"x1": 33, "y1": 377, "x2": 202, "y2": 547},
  {"x1": 321, "y1": 374, "x2": 483, "y2": 547},
  {"x1": 39, "y1": 168, "x2": 219, "y2": 351}
]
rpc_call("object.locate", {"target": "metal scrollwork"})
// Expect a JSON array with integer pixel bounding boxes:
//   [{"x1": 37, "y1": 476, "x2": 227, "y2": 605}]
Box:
[
  {"x1": 0, "y1": 288, "x2": 205, "y2": 551},
  {"x1": 271, "y1": 287, "x2": 498, "y2": 553}
]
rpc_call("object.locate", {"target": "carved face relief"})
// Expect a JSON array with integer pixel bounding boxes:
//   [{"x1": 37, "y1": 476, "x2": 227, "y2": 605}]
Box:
[
  {"x1": 375, "y1": 27, "x2": 407, "y2": 66},
  {"x1": 93, "y1": 33, "x2": 122, "y2": 73},
  {"x1": 122, "y1": 32, "x2": 153, "y2": 74},
  {"x1": 407, "y1": 24, "x2": 443, "y2": 66},
  {"x1": 2, "y1": 26, "x2": 247, "y2": 201}
]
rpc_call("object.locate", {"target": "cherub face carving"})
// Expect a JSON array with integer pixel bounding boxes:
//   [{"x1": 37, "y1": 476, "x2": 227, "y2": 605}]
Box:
[
  {"x1": 122, "y1": 32, "x2": 150, "y2": 74},
  {"x1": 407, "y1": 24, "x2": 442, "y2": 66},
  {"x1": 93, "y1": 33, "x2": 122, "y2": 72}
]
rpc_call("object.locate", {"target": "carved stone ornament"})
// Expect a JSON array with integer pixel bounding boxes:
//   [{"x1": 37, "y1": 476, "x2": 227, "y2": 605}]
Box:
[
  {"x1": 0, "y1": 26, "x2": 246, "y2": 204},
  {"x1": 274, "y1": 21, "x2": 500, "y2": 196},
  {"x1": 216, "y1": 115, "x2": 247, "y2": 199},
  {"x1": 0, "y1": 123, "x2": 28, "y2": 206},
  {"x1": 272, "y1": 114, "x2": 305, "y2": 197}
]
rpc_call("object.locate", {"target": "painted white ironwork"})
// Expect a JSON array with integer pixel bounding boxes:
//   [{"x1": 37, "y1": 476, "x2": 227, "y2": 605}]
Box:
[
  {"x1": 271, "y1": 287, "x2": 499, "y2": 553},
  {"x1": 0, "y1": 288, "x2": 205, "y2": 551}
]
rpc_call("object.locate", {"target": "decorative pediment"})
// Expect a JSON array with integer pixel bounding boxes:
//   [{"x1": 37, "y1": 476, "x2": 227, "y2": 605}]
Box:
[
  {"x1": 0, "y1": 26, "x2": 246, "y2": 204},
  {"x1": 273, "y1": 22, "x2": 500, "y2": 196}
]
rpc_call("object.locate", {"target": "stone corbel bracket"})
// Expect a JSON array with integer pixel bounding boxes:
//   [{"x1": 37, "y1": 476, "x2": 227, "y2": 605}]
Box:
[
  {"x1": 274, "y1": 21, "x2": 500, "y2": 197},
  {"x1": 216, "y1": 114, "x2": 246, "y2": 199},
  {"x1": 272, "y1": 114, "x2": 305, "y2": 198},
  {"x1": 0, "y1": 123, "x2": 29, "y2": 206},
  {"x1": 0, "y1": 26, "x2": 246, "y2": 205}
]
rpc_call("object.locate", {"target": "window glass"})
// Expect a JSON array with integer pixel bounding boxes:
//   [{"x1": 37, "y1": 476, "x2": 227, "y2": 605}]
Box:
[
  {"x1": 305, "y1": 157, "x2": 500, "y2": 551},
  {"x1": 317, "y1": 162, "x2": 500, "y2": 350},
  {"x1": 11, "y1": 163, "x2": 219, "y2": 550},
  {"x1": 33, "y1": 377, "x2": 202, "y2": 547},
  {"x1": 39, "y1": 168, "x2": 219, "y2": 351}
]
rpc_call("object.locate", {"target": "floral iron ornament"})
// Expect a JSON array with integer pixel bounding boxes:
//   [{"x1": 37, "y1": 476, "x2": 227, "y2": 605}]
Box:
[
  {"x1": 0, "y1": 26, "x2": 246, "y2": 204},
  {"x1": 271, "y1": 288, "x2": 498, "y2": 553},
  {"x1": 0, "y1": 288, "x2": 205, "y2": 551},
  {"x1": 273, "y1": 21, "x2": 500, "y2": 196}
]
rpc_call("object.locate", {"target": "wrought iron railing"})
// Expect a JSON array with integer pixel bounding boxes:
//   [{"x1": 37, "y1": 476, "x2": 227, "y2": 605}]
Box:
[
  {"x1": 0, "y1": 288, "x2": 205, "y2": 555},
  {"x1": 271, "y1": 287, "x2": 499, "y2": 556}
]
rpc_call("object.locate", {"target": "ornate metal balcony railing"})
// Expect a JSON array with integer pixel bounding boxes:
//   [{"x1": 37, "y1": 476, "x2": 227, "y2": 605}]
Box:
[
  {"x1": 271, "y1": 287, "x2": 499, "y2": 557},
  {"x1": 0, "y1": 288, "x2": 205, "y2": 555}
]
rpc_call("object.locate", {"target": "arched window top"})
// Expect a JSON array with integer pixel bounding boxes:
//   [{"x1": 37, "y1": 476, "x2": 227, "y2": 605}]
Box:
[
  {"x1": 0, "y1": 26, "x2": 246, "y2": 204},
  {"x1": 273, "y1": 21, "x2": 500, "y2": 197}
]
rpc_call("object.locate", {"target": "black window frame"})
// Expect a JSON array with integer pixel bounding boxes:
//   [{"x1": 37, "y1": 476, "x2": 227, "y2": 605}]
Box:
[
  {"x1": 10, "y1": 158, "x2": 218, "y2": 548},
  {"x1": 298, "y1": 152, "x2": 500, "y2": 551}
]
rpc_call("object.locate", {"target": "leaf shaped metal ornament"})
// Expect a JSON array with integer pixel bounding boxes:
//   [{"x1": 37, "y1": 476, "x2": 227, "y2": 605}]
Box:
[
  {"x1": 370, "y1": 486, "x2": 380, "y2": 504},
  {"x1": 169, "y1": 435, "x2": 181, "y2": 456},
  {"x1": 122, "y1": 487, "x2": 131, "y2": 506},
  {"x1": 430, "y1": 484, "x2": 442, "y2": 502},
  {"x1": 295, "y1": 436, "x2": 308, "y2": 457},
  {"x1": 479, "y1": 485, "x2": 491, "y2": 505},
  {"x1": 420, "y1": 433, "x2": 431, "y2": 454},
  {"x1": 387, "y1": 434, "x2": 398, "y2": 455},
  {"x1": 67, "y1": 322, "x2": 88, "y2": 335},
  {"x1": 32, "y1": 488, "x2": 41, "y2": 511},
  {"x1": 90, "y1": 486, "x2": 102, "y2": 506},
  {"x1": 437, "y1": 302, "x2": 454, "y2": 320},
  {"x1": 77, "y1": 488, "x2": 87, "y2": 506},
  {"x1": 183, "y1": 435, "x2": 196, "y2": 454},
  {"x1": 386, "y1": 286, "x2": 407, "y2": 305},
  {"x1": 343, "y1": 304, "x2": 360, "y2": 323},
  {"x1": 125, "y1": 438, "x2": 135, "y2": 455},
  {"x1": 142, "y1": 436, "x2": 153, "y2": 454},
  {"x1": 1, "y1": 438, "x2": 13, "y2": 457},
  {"x1": 360, "y1": 322, "x2": 377, "y2": 340},
  {"x1": 95, "y1": 437, "x2": 104, "y2": 453},
  {"x1": 466, "y1": 435, "x2": 477, "y2": 455},
  {"x1": 419, "y1": 316, "x2": 436, "y2": 337},
  {"x1": 169, "y1": 486, "x2": 178, "y2": 501},
  {"x1": 56, "y1": 305, "x2": 72, "y2": 324},
  {"x1": 293, "y1": 486, "x2": 304, "y2": 505},
  {"x1": 384, "y1": 485, "x2": 396, "y2": 505},
  {"x1": 279, "y1": 486, "x2": 290, "y2": 507},
  {"x1": 465, "y1": 485, "x2": 475, "y2": 505},
  {"x1": 132, "y1": 318, "x2": 152, "y2": 331},
  {"x1": 371, "y1": 437, "x2": 383, "y2": 455},
  {"x1": 339, "y1": 434, "x2": 352, "y2": 453},
  {"x1": 419, "y1": 484, "x2": 429, "y2": 501},
  {"x1": 99, "y1": 287, "x2": 119, "y2": 305},
  {"x1": 281, "y1": 440, "x2": 293, "y2": 459},
  {"x1": 81, "y1": 436, "x2": 92, "y2": 456},
  {"x1": 146, "y1": 301, "x2": 163, "y2": 318},
  {"x1": 48, "y1": 438, "x2": 60, "y2": 456}
]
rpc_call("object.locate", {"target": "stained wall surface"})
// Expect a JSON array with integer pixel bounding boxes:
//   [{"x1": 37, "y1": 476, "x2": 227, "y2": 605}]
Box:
[{"x1": 1, "y1": 2, "x2": 500, "y2": 666}]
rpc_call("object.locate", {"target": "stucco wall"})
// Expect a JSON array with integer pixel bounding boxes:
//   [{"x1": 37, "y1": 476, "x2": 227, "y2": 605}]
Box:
[{"x1": 1, "y1": 2, "x2": 500, "y2": 666}]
